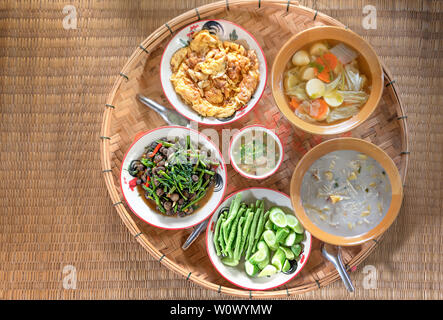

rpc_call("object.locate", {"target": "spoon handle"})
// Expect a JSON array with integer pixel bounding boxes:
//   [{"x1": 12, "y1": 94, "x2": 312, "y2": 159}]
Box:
[
  {"x1": 137, "y1": 94, "x2": 167, "y2": 113},
  {"x1": 336, "y1": 249, "x2": 355, "y2": 292},
  {"x1": 321, "y1": 245, "x2": 355, "y2": 292},
  {"x1": 182, "y1": 220, "x2": 208, "y2": 250}
]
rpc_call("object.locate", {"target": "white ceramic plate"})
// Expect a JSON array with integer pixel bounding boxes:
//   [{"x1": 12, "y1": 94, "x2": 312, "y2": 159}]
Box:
[
  {"x1": 120, "y1": 126, "x2": 227, "y2": 230},
  {"x1": 229, "y1": 125, "x2": 284, "y2": 180},
  {"x1": 160, "y1": 19, "x2": 268, "y2": 126},
  {"x1": 206, "y1": 188, "x2": 312, "y2": 291}
]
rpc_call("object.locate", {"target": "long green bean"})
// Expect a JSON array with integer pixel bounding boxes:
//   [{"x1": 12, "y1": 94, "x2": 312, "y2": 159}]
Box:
[
  {"x1": 222, "y1": 194, "x2": 242, "y2": 242},
  {"x1": 245, "y1": 207, "x2": 261, "y2": 259},
  {"x1": 254, "y1": 209, "x2": 267, "y2": 240},
  {"x1": 213, "y1": 213, "x2": 224, "y2": 256},
  {"x1": 233, "y1": 217, "x2": 245, "y2": 260},
  {"x1": 218, "y1": 217, "x2": 226, "y2": 254},
  {"x1": 225, "y1": 209, "x2": 242, "y2": 255}
]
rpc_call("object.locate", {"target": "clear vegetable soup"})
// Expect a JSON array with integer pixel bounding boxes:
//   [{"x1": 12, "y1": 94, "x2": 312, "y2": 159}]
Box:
[
  {"x1": 301, "y1": 150, "x2": 391, "y2": 237},
  {"x1": 231, "y1": 129, "x2": 281, "y2": 177},
  {"x1": 284, "y1": 40, "x2": 371, "y2": 124}
]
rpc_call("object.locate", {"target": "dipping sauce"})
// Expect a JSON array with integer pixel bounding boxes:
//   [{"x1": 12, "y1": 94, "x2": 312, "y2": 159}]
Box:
[
  {"x1": 231, "y1": 128, "x2": 281, "y2": 178},
  {"x1": 300, "y1": 150, "x2": 391, "y2": 237}
]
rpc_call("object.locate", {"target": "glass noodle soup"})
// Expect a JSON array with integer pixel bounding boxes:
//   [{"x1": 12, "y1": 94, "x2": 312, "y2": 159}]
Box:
[
  {"x1": 301, "y1": 150, "x2": 391, "y2": 237},
  {"x1": 284, "y1": 40, "x2": 370, "y2": 124},
  {"x1": 231, "y1": 128, "x2": 281, "y2": 178}
]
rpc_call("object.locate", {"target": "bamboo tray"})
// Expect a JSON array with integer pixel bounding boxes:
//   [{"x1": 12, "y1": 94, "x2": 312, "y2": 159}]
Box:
[{"x1": 100, "y1": 0, "x2": 409, "y2": 298}]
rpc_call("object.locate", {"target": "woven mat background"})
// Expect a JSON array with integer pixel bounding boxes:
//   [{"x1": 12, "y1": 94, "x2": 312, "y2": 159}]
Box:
[{"x1": 0, "y1": 0, "x2": 441, "y2": 300}]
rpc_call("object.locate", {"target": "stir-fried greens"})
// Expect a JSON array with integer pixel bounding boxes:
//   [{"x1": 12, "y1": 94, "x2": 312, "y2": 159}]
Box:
[
  {"x1": 284, "y1": 41, "x2": 370, "y2": 124},
  {"x1": 128, "y1": 135, "x2": 220, "y2": 217}
]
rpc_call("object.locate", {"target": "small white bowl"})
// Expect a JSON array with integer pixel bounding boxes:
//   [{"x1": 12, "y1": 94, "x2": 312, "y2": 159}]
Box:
[
  {"x1": 120, "y1": 126, "x2": 227, "y2": 230},
  {"x1": 206, "y1": 188, "x2": 312, "y2": 291},
  {"x1": 160, "y1": 19, "x2": 267, "y2": 126},
  {"x1": 229, "y1": 125, "x2": 284, "y2": 180}
]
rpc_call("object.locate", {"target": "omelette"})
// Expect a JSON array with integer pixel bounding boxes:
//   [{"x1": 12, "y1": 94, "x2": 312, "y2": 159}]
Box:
[{"x1": 170, "y1": 30, "x2": 260, "y2": 119}]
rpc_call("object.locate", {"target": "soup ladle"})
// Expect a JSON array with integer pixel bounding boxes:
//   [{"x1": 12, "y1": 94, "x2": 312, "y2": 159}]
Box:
[{"x1": 321, "y1": 243, "x2": 355, "y2": 292}]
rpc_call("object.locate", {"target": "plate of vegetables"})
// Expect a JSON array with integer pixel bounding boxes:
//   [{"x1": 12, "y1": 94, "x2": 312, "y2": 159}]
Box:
[
  {"x1": 206, "y1": 188, "x2": 312, "y2": 290},
  {"x1": 120, "y1": 126, "x2": 227, "y2": 230}
]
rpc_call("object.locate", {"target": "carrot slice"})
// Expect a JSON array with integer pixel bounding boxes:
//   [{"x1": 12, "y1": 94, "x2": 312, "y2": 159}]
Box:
[
  {"x1": 289, "y1": 97, "x2": 300, "y2": 110},
  {"x1": 313, "y1": 52, "x2": 338, "y2": 83},
  {"x1": 315, "y1": 69, "x2": 332, "y2": 83},
  {"x1": 322, "y1": 52, "x2": 338, "y2": 70},
  {"x1": 309, "y1": 98, "x2": 329, "y2": 120}
]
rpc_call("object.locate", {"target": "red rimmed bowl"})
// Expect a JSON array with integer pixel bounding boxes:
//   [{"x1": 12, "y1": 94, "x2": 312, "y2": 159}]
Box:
[
  {"x1": 160, "y1": 19, "x2": 268, "y2": 126},
  {"x1": 229, "y1": 125, "x2": 284, "y2": 180},
  {"x1": 120, "y1": 126, "x2": 227, "y2": 230},
  {"x1": 206, "y1": 187, "x2": 312, "y2": 291}
]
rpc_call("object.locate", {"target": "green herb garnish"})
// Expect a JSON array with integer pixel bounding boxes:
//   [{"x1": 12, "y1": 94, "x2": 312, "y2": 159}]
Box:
[{"x1": 309, "y1": 61, "x2": 324, "y2": 73}]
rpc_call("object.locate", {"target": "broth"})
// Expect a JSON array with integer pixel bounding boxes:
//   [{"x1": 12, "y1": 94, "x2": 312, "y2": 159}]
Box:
[
  {"x1": 283, "y1": 40, "x2": 371, "y2": 125},
  {"x1": 301, "y1": 150, "x2": 391, "y2": 237},
  {"x1": 231, "y1": 130, "x2": 280, "y2": 177}
]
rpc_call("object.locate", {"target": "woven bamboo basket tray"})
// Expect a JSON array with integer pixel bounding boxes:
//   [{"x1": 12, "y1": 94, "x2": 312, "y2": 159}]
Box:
[{"x1": 100, "y1": 0, "x2": 409, "y2": 298}]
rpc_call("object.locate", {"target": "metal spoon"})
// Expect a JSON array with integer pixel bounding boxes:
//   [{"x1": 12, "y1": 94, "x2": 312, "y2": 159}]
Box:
[
  {"x1": 181, "y1": 220, "x2": 208, "y2": 250},
  {"x1": 321, "y1": 243, "x2": 355, "y2": 292},
  {"x1": 136, "y1": 94, "x2": 190, "y2": 128}
]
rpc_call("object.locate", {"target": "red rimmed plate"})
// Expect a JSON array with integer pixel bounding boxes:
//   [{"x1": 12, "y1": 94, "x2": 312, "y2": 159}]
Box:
[
  {"x1": 206, "y1": 187, "x2": 312, "y2": 291},
  {"x1": 160, "y1": 19, "x2": 268, "y2": 126},
  {"x1": 120, "y1": 126, "x2": 227, "y2": 230}
]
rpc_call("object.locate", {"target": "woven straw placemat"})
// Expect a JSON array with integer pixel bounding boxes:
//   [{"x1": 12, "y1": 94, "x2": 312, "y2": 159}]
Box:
[{"x1": 0, "y1": 0, "x2": 441, "y2": 300}]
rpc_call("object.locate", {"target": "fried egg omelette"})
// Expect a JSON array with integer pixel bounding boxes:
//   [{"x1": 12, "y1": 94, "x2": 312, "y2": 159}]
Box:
[{"x1": 170, "y1": 30, "x2": 260, "y2": 119}]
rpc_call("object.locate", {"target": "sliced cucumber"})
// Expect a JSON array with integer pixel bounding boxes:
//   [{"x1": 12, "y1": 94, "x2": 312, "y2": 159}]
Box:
[
  {"x1": 262, "y1": 230, "x2": 278, "y2": 251},
  {"x1": 306, "y1": 78, "x2": 325, "y2": 99},
  {"x1": 249, "y1": 249, "x2": 267, "y2": 265},
  {"x1": 284, "y1": 232, "x2": 296, "y2": 247},
  {"x1": 291, "y1": 244, "x2": 302, "y2": 257},
  {"x1": 221, "y1": 257, "x2": 239, "y2": 267},
  {"x1": 271, "y1": 248, "x2": 286, "y2": 271},
  {"x1": 282, "y1": 259, "x2": 291, "y2": 273},
  {"x1": 257, "y1": 258, "x2": 270, "y2": 270},
  {"x1": 264, "y1": 219, "x2": 274, "y2": 230},
  {"x1": 245, "y1": 260, "x2": 259, "y2": 277},
  {"x1": 269, "y1": 207, "x2": 288, "y2": 228},
  {"x1": 257, "y1": 265, "x2": 278, "y2": 277},
  {"x1": 280, "y1": 246, "x2": 295, "y2": 260},
  {"x1": 275, "y1": 228, "x2": 290, "y2": 244},
  {"x1": 294, "y1": 233, "x2": 304, "y2": 244},
  {"x1": 256, "y1": 240, "x2": 269, "y2": 252},
  {"x1": 286, "y1": 214, "x2": 304, "y2": 234}
]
